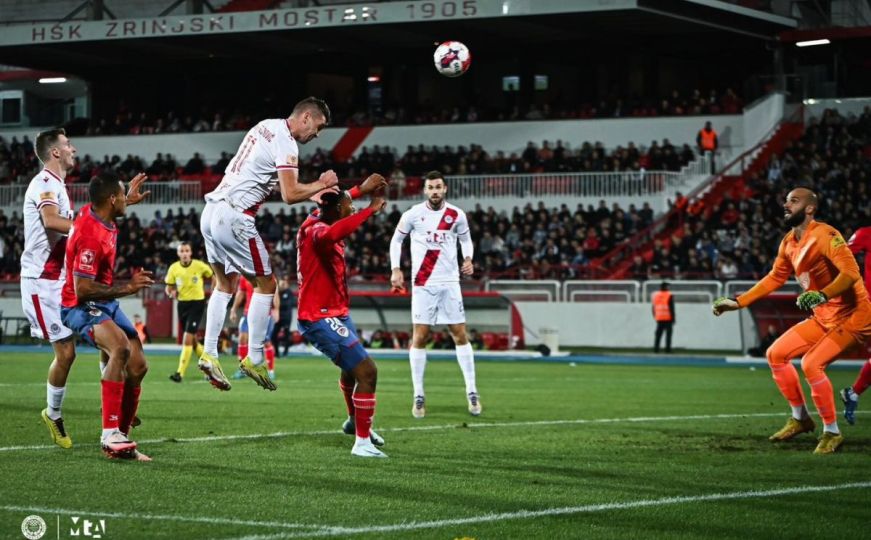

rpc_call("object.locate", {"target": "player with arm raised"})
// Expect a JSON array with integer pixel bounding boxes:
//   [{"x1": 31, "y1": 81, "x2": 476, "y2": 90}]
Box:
[
  {"x1": 60, "y1": 171, "x2": 155, "y2": 460},
  {"x1": 198, "y1": 97, "x2": 339, "y2": 391},
  {"x1": 22, "y1": 128, "x2": 149, "y2": 449},
  {"x1": 389, "y1": 170, "x2": 480, "y2": 419},
  {"x1": 297, "y1": 179, "x2": 388, "y2": 457},
  {"x1": 712, "y1": 188, "x2": 871, "y2": 454},
  {"x1": 839, "y1": 225, "x2": 871, "y2": 424}
]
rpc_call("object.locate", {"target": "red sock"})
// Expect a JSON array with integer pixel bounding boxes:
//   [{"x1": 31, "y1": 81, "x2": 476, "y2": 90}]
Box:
[
  {"x1": 265, "y1": 344, "x2": 275, "y2": 371},
  {"x1": 101, "y1": 379, "x2": 124, "y2": 431},
  {"x1": 119, "y1": 384, "x2": 141, "y2": 435},
  {"x1": 238, "y1": 343, "x2": 248, "y2": 361},
  {"x1": 853, "y1": 359, "x2": 871, "y2": 395},
  {"x1": 352, "y1": 392, "x2": 376, "y2": 439},
  {"x1": 339, "y1": 380, "x2": 355, "y2": 416}
]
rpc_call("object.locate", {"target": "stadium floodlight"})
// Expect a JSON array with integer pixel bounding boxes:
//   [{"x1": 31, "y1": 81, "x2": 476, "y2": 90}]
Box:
[
  {"x1": 795, "y1": 39, "x2": 830, "y2": 47},
  {"x1": 38, "y1": 77, "x2": 67, "y2": 84}
]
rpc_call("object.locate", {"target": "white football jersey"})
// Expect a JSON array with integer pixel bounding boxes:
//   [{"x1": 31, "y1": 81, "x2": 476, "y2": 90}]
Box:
[
  {"x1": 205, "y1": 118, "x2": 299, "y2": 213},
  {"x1": 21, "y1": 169, "x2": 73, "y2": 280},
  {"x1": 392, "y1": 202, "x2": 471, "y2": 286}
]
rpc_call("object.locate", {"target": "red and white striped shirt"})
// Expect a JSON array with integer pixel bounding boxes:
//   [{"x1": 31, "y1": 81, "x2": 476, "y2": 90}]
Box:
[
  {"x1": 205, "y1": 118, "x2": 299, "y2": 214},
  {"x1": 390, "y1": 201, "x2": 472, "y2": 286},
  {"x1": 21, "y1": 168, "x2": 73, "y2": 280}
]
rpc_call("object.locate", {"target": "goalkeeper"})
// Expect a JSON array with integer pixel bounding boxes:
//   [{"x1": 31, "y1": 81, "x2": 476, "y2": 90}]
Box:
[{"x1": 711, "y1": 187, "x2": 871, "y2": 455}]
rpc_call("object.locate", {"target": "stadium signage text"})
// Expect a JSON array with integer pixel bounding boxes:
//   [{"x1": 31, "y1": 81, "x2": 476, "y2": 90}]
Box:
[
  {"x1": 6, "y1": 0, "x2": 644, "y2": 46},
  {"x1": 24, "y1": 0, "x2": 488, "y2": 44}
]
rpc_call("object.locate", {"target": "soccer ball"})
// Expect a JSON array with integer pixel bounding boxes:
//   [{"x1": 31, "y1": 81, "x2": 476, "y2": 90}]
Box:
[{"x1": 433, "y1": 41, "x2": 471, "y2": 78}]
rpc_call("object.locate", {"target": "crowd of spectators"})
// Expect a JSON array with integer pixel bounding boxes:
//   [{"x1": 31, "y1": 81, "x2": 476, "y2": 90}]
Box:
[
  {"x1": 0, "y1": 134, "x2": 698, "y2": 187},
  {"x1": 635, "y1": 107, "x2": 871, "y2": 281},
  {"x1": 81, "y1": 87, "x2": 743, "y2": 135},
  {"x1": 3, "y1": 105, "x2": 868, "y2": 285}
]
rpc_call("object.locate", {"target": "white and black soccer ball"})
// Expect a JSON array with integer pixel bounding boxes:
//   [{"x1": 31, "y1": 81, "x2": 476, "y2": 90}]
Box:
[{"x1": 433, "y1": 41, "x2": 471, "y2": 78}]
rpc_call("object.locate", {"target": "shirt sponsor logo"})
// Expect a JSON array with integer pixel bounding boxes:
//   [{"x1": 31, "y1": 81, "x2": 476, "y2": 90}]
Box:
[
  {"x1": 287, "y1": 154, "x2": 298, "y2": 166},
  {"x1": 39, "y1": 191, "x2": 57, "y2": 201},
  {"x1": 831, "y1": 234, "x2": 846, "y2": 249}
]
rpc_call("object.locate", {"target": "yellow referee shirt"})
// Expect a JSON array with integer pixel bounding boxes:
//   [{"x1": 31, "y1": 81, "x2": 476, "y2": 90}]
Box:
[{"x1": 165, "y1": 259, "x2": 213, "y2": 301}]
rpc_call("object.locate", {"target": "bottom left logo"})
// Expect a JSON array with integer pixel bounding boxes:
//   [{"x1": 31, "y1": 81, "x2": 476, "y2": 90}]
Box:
[{"x1": 20, "y1": 515, "x2": 47, "y2": 540}]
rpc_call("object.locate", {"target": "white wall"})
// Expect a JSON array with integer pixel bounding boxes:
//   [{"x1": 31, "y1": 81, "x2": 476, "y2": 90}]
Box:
[
  {"x1": 515, "y1": 301, "x2": 743, "y2": 351},
  {"x1": 354, "y1": 115, "x2": 744, "y2": 157}
]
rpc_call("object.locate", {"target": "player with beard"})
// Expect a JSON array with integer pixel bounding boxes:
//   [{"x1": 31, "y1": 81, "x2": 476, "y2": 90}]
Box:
[
  {"x1": 712, "y1": 187, "x2": 871, "y2": 454},
  {"x1": 389, "y1": 171, "x2": 479, "y2": 418}
]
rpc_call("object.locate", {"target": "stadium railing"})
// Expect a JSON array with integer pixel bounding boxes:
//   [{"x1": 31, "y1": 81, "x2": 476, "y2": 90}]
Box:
[{"x1": 0, "y1": 181, "x2": 202, "y2": 208}]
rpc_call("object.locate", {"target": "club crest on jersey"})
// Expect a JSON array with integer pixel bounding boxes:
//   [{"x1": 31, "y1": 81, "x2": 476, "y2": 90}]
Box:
[
  {"x1": 79, "y1": 249, "x2": 95, "y2": 271},
  {"x1": 327, "y1": 317, "x2": 350, "y2": 337}
]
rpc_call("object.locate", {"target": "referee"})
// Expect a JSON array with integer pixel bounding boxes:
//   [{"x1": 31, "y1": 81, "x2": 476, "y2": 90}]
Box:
[{"x1": 166, "y1": 242, "x2": 213, "y2": 382}]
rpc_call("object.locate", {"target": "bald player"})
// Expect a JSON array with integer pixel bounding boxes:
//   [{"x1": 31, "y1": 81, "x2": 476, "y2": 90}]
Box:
[{"x1": 712, "y1": 187, "x2": 871, "y2": 454}]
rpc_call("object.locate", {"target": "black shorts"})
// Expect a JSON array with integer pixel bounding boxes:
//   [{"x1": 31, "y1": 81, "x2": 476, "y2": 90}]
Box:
[{"x1": 177, "y1": 300, "x2": 206, "y2": 334}]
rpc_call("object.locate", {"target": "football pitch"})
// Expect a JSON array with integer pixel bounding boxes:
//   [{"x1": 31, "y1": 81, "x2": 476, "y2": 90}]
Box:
[{"x1": 1, "y1": 350, "x2": 869, "y2": 539}]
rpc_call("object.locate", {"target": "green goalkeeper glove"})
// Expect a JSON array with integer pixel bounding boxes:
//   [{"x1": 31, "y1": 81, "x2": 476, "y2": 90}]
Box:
[
  {"x1": 711, "y1": 296, "x2": 738, "y2": 316},
  {"x1": 796, "y1": 290, "x2": 828, "y2": 311}
]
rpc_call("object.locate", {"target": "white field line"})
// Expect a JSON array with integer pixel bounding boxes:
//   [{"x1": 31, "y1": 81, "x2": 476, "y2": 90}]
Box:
[
  {"x1": 0, "y1": 504, "x2": 320, "y2": 531},
  {"x1": 2, "y1": 411, "x2": 863, "y2": 453},
  {"x1": 223, "y1": 481, "x2": 871, "y2": 540}
]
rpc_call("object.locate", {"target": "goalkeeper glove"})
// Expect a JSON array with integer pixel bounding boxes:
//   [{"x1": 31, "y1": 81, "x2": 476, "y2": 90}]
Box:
[
  {"x1": 796, "y1": 290, "x2": 827, "y2": 311},
  {"x1": 711, "y1": 296, "x2": 738, "y2": 315}
]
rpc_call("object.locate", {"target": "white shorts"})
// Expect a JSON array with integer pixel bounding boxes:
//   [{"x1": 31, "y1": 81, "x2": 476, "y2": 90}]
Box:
[
  {"x1": 20, "y1": 277, "x2": 74, "y2": 342},
  {"x1": 411, "y1": 283, "x2": 466, "y2": 326},
  {"x1": 200, "y1": 201, "x2": 220, "y2": 265},
  {"x1": 207, "y1": 200, "x2": 272, "y2": 277}
]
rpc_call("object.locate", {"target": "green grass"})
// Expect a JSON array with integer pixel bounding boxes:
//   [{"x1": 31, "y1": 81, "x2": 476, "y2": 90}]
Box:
[{"x1": 1, "y1": 351, "x2": 869, "y2": 539}]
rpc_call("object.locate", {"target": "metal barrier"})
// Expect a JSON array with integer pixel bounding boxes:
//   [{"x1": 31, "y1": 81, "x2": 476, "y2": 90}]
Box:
[
  {"x1": 485, "y1": 279, "x2": 561, "y2": 302},
  {"x1": 641, "y1": 279, "x2": 723, "y2": 303},
  {"x1": 563, "y1": 280, "x2": 640, "y2": 303},
  {"x1": 0, "y1": 181, "x2": 202, "y2": 208},
  {"x1": 724, "y1": 279, "x2": 801, "y2": 297}
]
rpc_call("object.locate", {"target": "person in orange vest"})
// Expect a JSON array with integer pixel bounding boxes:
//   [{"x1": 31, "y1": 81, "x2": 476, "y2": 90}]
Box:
[
  {"x1": 696, "y1": 121, "x2": 718, "y2": 173},
  {"x1": 652, "y1": 282, "x2": 675, "y2": 353}
]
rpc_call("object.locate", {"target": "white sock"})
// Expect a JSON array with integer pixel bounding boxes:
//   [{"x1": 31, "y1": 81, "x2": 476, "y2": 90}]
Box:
[
  {"x1": 46, "y1": 383, "x2": 65, "y2": 419},
  {"x1": 355, "y1": 435, "x2": 370, "y2": 446},
  {"x1": 410, "y1": 347, "x2": 427, "y2": 397},
  {"x1": 99, "y1": 360, "x2": 107, "y2": 376},
  {"x1": 824, "y1": 421, "x2": 840, "y2": 434},
  {"x1": 246, "y1": 292, "x2": 274, "y2": 365},
  {"x1": 204, "y1": 290, "x2": 233, "y2": 358},
  {"x1": 455, "y1": 343, "x2": 477, "y2": 394},
  {"x1": 790, "y1": 405, "x2": 807, "y2": 420}
]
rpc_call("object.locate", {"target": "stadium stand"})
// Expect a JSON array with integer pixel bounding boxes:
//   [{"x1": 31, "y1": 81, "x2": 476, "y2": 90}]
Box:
[{"x1": 83, "y1": 87, "x2": 743, "y2": 135}]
